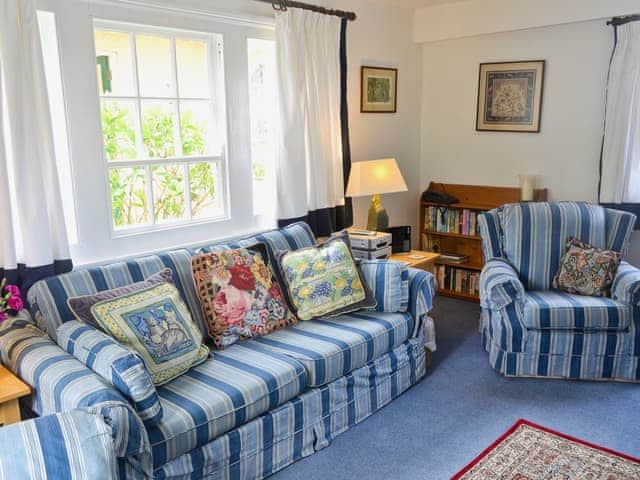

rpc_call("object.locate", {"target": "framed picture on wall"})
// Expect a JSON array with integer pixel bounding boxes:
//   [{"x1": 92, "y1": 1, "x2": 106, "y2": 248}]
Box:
[
  {"x1": 476, "y1": 60, "x2": 545, "y2": 132},
  {"x1": 361, "y1": 66, "x2": 397, "y2": 113}
]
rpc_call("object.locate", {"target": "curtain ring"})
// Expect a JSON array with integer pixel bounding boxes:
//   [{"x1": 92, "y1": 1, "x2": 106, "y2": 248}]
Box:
[{"x1": 272, "y1": 1, "x2": 287, "y2": 12}]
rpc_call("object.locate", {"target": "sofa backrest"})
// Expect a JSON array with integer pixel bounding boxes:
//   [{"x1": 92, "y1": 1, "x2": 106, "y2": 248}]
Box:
[
  {"x1": 27, "y1": 222, "x2": 318, "y2": 339},
  {"x1": 501, "y1": 202, "x2": 608, "y2": 290}
]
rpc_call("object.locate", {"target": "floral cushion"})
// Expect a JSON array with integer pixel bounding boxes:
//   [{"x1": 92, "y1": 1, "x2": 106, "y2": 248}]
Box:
[
  {"x1": 191, "y1": 244, "x2": 297, "y2": 349},
  {"x1": 553, "y1": 237, "x2": 622, "y2": 297},
  {"x1": 90, "y1": 282, "x2": 209, "y2": 385},
  {"x1": 67, "y1": 268, "x2": 173, "y2": 330},
  {"x1": 277, "y1": 232, "x2": 376, "y2": 321}
]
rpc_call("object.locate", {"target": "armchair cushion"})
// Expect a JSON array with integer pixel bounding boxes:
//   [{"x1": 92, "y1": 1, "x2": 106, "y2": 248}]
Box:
[
  {"x1": 611, "y1": 261, "x2": 640, "y2": 306},
  {"x1": 359, "y1": 260, "x2": 409, "y2": 313},
  {"x1": 523, "y1": 291, "x2": 632, "y2": 331},
  {"x1": 480, "y1": 259, "x2": 526, "y2": 310},
  {"x1": 57, "y1": 320, "x2": 162, "y2": 426},
  {"x1": 502, "y1": 202, "x2": 607, "y2": 290},
  {"x1": 0, "y1": 410, "x2": 117, "y2": 480}
]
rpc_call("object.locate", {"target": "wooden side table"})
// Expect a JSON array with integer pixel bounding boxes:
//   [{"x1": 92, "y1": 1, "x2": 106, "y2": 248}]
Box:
[
  {"x1": 0, "y1": 365, "x2": 30, "y2": 426},
  {"x1": 389, "y1": 250, "x2": 440, "y2": 273}
]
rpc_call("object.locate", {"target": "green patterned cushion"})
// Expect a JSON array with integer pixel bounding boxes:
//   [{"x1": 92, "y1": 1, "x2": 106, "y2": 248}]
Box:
[
  {"x1": 277, "y1": 233, "x2": 376, "y2": 320},
  {"x1": 90, "y1": 282, "x2": 209, "y2": 385}
]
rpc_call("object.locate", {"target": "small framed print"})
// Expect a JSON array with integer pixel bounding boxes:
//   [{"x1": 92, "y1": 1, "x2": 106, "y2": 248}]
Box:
[
  {"x1": 361, "y1": 66, "x2": 397, "y2": 113},
  {"x1": 476, "y1": 60, "x2": 545, "y2": 132}
]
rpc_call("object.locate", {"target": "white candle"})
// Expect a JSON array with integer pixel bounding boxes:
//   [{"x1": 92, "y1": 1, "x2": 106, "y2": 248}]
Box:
[{"x1": 519, "y1": 175, "x2": 536, "y2": 202}]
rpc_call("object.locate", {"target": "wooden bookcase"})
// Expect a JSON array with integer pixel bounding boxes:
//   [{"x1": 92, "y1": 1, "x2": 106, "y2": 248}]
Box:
[{"x1": 420, "y1": 182, "x2": 547, "y2": 302}]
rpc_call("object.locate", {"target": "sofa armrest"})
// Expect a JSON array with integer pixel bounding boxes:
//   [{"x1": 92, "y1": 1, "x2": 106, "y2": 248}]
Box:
[
  {"x1": 407, "y1": 268, "x2": 437, "y2": 339},
  {"x1": 480, "y1": 259, "x2": 526, "y2": 310},
  {"x1": 0, "y1": 315, "x2": 152, "y2": 475},
  {"x1": 611, "y1": 261, "x2": 640, "y2": 306},
  {"x1": 57, "y1": 320, "x2": 162, "y2": 426},
  {"x1": 359, "y1": 260, "x2": 409, "y2": 313}
]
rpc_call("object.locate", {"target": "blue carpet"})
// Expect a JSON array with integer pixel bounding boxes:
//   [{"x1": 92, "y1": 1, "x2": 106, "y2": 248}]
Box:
[{"x1": 272, "y1": 296, "x2": 640, "y2": 479}]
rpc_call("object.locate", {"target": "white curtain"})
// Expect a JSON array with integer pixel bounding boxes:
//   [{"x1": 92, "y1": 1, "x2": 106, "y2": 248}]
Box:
[
  {"x1": 275, "y1": 9, "x2": 345, "y2": 233},
  {"x1": 0, "y1": 0, "x2": 71, "y2": 290},
  {"x1": 600, "y1": 22, "x2": 640, "y2": 204}
]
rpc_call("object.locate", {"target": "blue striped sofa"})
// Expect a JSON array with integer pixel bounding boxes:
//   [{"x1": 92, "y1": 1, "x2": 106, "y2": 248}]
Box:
[
  {"x1": 478, "y1": 202, "x2": 640, "y2": 381},
  {"x1": 0, "y1": 222, "x2": 436, "y2": 479}
]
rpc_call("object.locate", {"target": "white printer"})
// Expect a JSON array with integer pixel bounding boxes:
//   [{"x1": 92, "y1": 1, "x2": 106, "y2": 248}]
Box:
[{"x1": 347, "y1": 229, "x2": 392, "y2": 260}]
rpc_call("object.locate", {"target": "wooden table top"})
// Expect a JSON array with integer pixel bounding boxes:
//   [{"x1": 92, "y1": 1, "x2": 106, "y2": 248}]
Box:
[
  {"x1": 0, "y1": 365, "x2": 30, "y2": 404},
  {"x1": 389, "y1": 250, "x2": 440, "y2": 268}
]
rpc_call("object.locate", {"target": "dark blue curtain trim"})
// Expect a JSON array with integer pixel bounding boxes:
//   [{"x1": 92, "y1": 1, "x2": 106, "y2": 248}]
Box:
[
  {"x1": 600, "y1": 203, "x2": 640, "y2": 230},
  {"x1": 340, "y1": 18, "x2": 354, "y2": 229},
  {"x1": 279, "y1": 206, "x2": 351, "y2": 237},
  {"x1": 0, "y1": 259, "x2": 73, "y2": 295}
]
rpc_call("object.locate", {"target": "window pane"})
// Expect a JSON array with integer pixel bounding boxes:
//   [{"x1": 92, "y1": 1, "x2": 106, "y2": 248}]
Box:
[
  {"x1": 141, "y1": 100, "x2": 177, "y2": 158},
  {"x1": 101, "y1": 99, "x2": 138, "y2": 161},
  {"x1": 136, "y1": 34, "x2": 174, "y2": 97},
  {"x1": 176, "y1": 38, "x2": 209, "y2": 98},
  {"x1": 109, "y1": 167, "x2": 149, "y2": 227},
  {"x1": 152, "y1": 164, "x2": 186, "y2": 222},
  {"x1": 94, "y1": 30, "x2": 136, "y2": 97},
  {"x1": 189, "y1": 162, "x2": 218, "y2": 218},
  {"x1": 248, "y1": 39, "x2": 277, "y2": 216},
  {"x1": 180, "y1": 101, "x2": 214, "y2": 156}
]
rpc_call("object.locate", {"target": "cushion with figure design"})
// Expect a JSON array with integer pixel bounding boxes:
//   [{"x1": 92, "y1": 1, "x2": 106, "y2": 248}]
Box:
[{"x1": 90, "y1": 282, "x2": 209, "y2": 385}]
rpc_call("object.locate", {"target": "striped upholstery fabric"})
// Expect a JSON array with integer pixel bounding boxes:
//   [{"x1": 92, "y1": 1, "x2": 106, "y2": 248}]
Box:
[
  {"x1": 501, "y1": 202, "x2": 607, "y2": 290},
  {"x1": 253, "y1": 311, "x2": 414, "y2": 387},
  {"x1": 524, "y1": 291, "x2": 633, "y2": 331},
  {"x1": 57, "y1": 321, "x2": 162, "y2": 426},
  {"x1": 27, "y1": 249, "x2": 204, "y2": 340},
  {"x1": 359, "y1": 260, "x2": 409, "y2": 312},
  {"x1": 407, "y1": 268, "x2": 437, "y2": 338},
  {"x1": 612, "y1": 261, "x2": 640, "y2": 306},
  {"x1": 153, "y1": 336, "x2": 425, "y2": 480},
  {"x1": 148, "y1": 343, "x2": 308, "y2": 467},
  {"x1": 0, "y1": 410, "x2": 117, "y2": 480},
  {"x1": 479, "y1": 202, "x2": 640, "y2": 382},
  {"x1": 605, "y1": 208, "x2": 636, "y2": 255},
  {"x1": 478, "y1": 208, "x2": 504, "y2": 261}
]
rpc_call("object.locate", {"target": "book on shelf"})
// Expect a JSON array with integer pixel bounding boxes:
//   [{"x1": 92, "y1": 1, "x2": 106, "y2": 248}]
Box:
[
  {"x1": 438, "y1": 252, "x2": 469, "y2": 264},
  {"x1": 435, "y1": 264, "x2": 480, "y2": 297},
  {"x1": 424, "y1": 206, "x2": 479, "y2": 236}
]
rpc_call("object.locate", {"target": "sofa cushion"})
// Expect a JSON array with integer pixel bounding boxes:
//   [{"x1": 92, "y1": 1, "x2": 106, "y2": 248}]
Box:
[
  {"x1": 147, "y1": 342, "x2": 308, "y2": 467},
  {"x1": 523, "y1": 291, "x2": 632, "y2": 331},
  {"x1": 252, "y1": 310, "x2": 414, "y2": 386},
  {"x1": 359, "y1": 260, "x2": 409, "y2": 312},
  {"x1": 502, "y1": 202, "x2": 607, "y2": 290}
]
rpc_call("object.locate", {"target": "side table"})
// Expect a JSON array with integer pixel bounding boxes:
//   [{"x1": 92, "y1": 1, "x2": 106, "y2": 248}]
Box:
[{"x1": 0, "y1": 364, "x2": 30, "y2": 426}]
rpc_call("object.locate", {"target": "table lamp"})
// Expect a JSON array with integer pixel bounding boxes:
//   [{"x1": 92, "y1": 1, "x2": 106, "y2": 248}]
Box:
[{"x1": 346, "y1": 158, "x2": 408, "y2": 231}]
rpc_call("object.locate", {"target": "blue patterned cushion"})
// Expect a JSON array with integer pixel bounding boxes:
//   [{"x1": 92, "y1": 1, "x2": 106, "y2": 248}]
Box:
[
  {"x1": 359, "y1": 260, "x2": 409, "y2": 312},
  {"x1": 523, "y1": 291, "x2": 632, "y2": 331},
  {"x1": 90, "y1": 282, "x2": 209, "y2": 385},
  {"x1": 501, "y1": 202, "x2": 607, "y2": 290},
  {"x1": 27, "y1": 249, "x2": 204, "y2": 340},
  {"x1": 253, "y1": 310, "x2": 414, "y2": 386},
  {"x1": 57, "y1": 320, "x2": 162, "y2": 425},
  {"x1": 0, "y1": 411, "x2": 117, "y2": 480},
  {"x1": 148, "y1": 343, "x2": 308, "y2": 467}
]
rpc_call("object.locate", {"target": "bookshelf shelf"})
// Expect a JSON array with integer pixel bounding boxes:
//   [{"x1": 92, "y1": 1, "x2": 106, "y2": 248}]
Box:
[{"x1": 420, "y1": 182, "x2": 547, "y2": 302}]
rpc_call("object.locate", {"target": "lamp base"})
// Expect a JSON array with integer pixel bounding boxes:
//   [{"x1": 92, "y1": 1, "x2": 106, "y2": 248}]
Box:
[{"x1": 367, "y1": 194, "x2": 389, "y2": 232}]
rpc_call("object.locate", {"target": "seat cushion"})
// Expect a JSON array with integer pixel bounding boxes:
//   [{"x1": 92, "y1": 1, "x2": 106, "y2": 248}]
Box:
[
  {"x1": 502, "y1": 202, "x2": 606, "y2": 290},
  {"x1": 147, "y1": 342, "x2": 308, "y2": 467},
  {"x1": 252, "y1": 311, "x2": 414, "y2": 386},
  {"x1": 524, "y1": 291, "x2": 633, "y2": 331}
]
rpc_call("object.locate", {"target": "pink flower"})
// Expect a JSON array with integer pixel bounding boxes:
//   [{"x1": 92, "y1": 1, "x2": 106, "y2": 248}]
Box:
[
  {"x1": 214, "y1": 287, "x2": 251, "y2": 327},
  {"x1": 5, "y1": 285, "x2": 20, "y2": 296},
  {"x1": 7, "y1": 295, "x2": 23, "y2": 311},
  {"x1": 0, "y1": 311, "x2": 7, "y2": 323}
]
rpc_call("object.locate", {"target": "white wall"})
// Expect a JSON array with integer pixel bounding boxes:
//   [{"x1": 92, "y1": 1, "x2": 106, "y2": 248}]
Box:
[{"x1": 419, "y1": 17, "x2": 640, "y2": 265}]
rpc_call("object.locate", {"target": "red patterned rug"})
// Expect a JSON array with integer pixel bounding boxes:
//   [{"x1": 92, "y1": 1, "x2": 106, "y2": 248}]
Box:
[{"x1": 452, "y1": 419, "x2": 640, "y2": 479}]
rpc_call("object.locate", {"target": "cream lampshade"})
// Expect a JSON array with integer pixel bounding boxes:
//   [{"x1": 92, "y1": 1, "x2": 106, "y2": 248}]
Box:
[{"x1": 346, "y1": 158, "x2": 408, "y2": 231}]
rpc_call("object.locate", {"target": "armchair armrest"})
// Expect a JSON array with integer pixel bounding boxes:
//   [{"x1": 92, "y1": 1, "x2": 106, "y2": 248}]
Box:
[
  {"x1": 57, "y1": 320, "x2": 162, "y2": 426},
  {"x1": 407, "y1": 268, "x2": 437, "y2": 339},
  {"x1": 0, "y1": 315, "x2": 152, "y2": 476},
  {"x1": 480, "y1": 259, "x2": 526, "y2": 310},
  {"x1": 611, "y1": 261, "x2": 640, "y2": 306}
]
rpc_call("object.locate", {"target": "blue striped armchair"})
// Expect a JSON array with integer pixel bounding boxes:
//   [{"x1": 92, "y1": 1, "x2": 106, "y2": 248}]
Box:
[{"x1": 478, "y1": 202, "x2": 640, "y2": 381}]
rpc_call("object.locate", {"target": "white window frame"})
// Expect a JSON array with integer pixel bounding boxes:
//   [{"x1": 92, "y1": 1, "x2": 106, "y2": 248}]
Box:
[
  {"x1": 94, "y1": 20, "x2": 229, "y2": 237},
  {"x1": 36, "y1": 0, "x2": 276, "y2": 266}
]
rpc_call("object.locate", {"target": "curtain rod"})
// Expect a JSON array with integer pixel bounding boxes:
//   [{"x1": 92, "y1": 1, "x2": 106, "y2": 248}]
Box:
[
  {"x1": 253, "y1": 0, "x2": 357, "y2": 21},
  {"x1": 607, "y1": 14, "x2": 640, "y2": 27}
]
